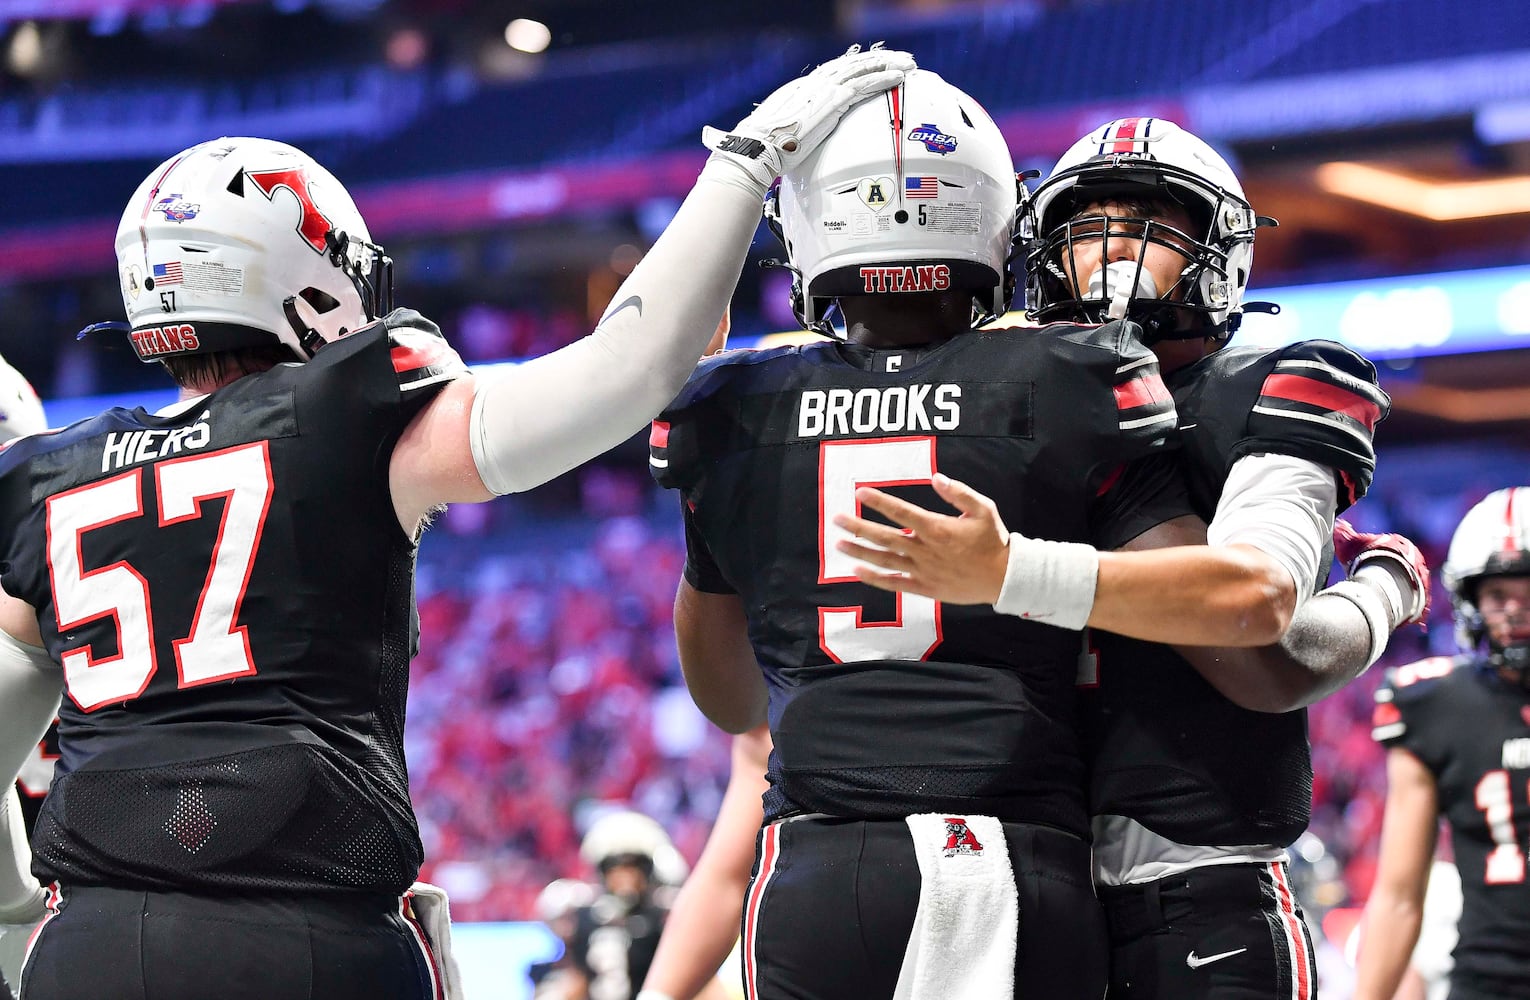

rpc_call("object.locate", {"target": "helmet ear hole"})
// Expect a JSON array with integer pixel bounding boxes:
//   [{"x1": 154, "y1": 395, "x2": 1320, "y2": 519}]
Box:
[{"x1": 298, "y1": 287, "x2": 341, "y2": 315}]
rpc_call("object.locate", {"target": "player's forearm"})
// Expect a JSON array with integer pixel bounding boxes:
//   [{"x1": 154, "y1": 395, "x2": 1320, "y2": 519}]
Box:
[
  {"x1": 468, "y1": 178, "x2": 759, "y2": 495},
  {"x1": 1173, "y1": 590, "x2": 1376, "y2": 713},
  {"x1": 1091, "y1": 544, "x2": 1295, "y2": 646},
  {"x1": 0, "y1": 787, "x2": 42, "y2": 921},
  {"x1": 641, "y1": 868, "x2": 749, "y2": 1000},
  {"x1": 1353, "y1": 894, "x2": 1424, "y2": 1000}
]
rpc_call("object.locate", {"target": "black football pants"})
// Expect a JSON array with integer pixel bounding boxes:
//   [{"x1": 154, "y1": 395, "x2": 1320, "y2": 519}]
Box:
[
  {"x1": 19, "y1": 884, "x2": 440, "y2": 1000},
  {"x1": 1099, "y1": 862, "x2": 1317, "y2": 1000},
  {"x1": 739, "y1": 815, "x2": 1108, "y2": 1000}
]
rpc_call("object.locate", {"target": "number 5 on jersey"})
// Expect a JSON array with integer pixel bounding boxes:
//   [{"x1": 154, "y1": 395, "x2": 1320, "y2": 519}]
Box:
[
  {"x1": 818, "y1": 437, "x2": 942, "y2": 663},
  {"x1": 48, "y1": 443, "x2": 274, "y2": 711}
]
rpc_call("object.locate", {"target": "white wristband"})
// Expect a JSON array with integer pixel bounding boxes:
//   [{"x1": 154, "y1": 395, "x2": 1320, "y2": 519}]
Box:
[
  {"x1": 635, "y1": 991, "x2": 678, "y2": 1000},
  {"x1": 992, "y1": 533, "x2": 1100, "y2": 631},
  {"x1": 1323, "y1": 579, "x2": 1392, "y2": 669},
  {"x1": 1352, "y1": 556, "x2": 1423, "y2": 625}
]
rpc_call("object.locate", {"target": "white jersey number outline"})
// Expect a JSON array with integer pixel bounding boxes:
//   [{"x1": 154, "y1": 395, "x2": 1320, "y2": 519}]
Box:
[
  {"x1": 49, "y1": 443, "x2": 274, "y2": 711},
  {"x1": 817, "y1": 436, "x2": 942, "y2": 663}
]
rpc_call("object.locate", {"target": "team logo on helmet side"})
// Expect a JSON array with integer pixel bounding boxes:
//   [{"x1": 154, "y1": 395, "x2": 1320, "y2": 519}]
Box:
[
  {"x1": 857, "y1": 176, "x2": 894, "y2": 211},
  {"x1": 942, "y1": 817, "x2": 985, "y2": 857},
  {"x1": 245, "y1": 167, "x2": 335, "y2": 254},
  {"x1": 907, "y1": 122, "x2": 958, "y2": 155},
  {"x1": 153, "y1": 194, "x2": 200, "y2": 223}
]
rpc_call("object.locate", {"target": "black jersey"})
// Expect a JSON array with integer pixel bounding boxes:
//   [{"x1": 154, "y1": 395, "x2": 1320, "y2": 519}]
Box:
[
  {"x1": 0, "y1": 321, "x2": 465, "y2": 896},
  {"x1": 651, "y1": 321, "x2": 1190, "y2": 835},
  {"x1": 1085, "y1": 340, "x2": 1387, "y2": 848},
  {"x1": 1374, "y1": 655, "x2": 1530, "y2": 994},
  {"x1": 567, "y1": 894, "x2": 669, "y2": 1000}
]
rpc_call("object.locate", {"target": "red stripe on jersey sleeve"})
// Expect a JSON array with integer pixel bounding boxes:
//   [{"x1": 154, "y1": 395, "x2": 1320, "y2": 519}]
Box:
[
  {"x1": 1113, "y1": 372, "x2": 1170, "y2": 411},
  {"x1": 650, "y1": 420, "x2": 670, "y2": 448},
  {"x1": 390, "y1": 340, "x2": 452, "y2": 374},
  {"x1": 1260, "y1": 373, "x2": 1382, "y2": 430},
  {"x1": 1371, "y1": 701, "x2": 1401, "y2": 729}
]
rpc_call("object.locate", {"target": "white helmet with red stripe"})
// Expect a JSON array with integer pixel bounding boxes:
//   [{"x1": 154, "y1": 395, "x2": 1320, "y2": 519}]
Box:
[
  {"x1": 112, "y1": 137, "x2": 391, "y2": 364},
  {"x1": 764, "y1": 69, "x2": 1019, "y2": 334},
  {"x1": 1444, "y1": 487, "x2": 1530, "y2": 661},
  {"x1": 1021, "y1": 117, "x2": 1263, "y2": 340}
]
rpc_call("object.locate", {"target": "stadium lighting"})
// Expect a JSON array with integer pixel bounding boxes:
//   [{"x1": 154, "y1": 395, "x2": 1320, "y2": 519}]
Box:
[
  {"x1": 504, "y1": 18, "x2": 551, "y2": 54},
  {"x1": 1316, "y1": 162, "x2": 1530, "y2": 221}
]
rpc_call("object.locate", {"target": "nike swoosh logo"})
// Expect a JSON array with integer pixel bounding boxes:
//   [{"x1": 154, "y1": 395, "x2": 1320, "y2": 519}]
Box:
[
  {"x1": 1186, "y1": 947, "x2": 1247, "y2": 969},
  {"x1": 1177, "y1": 423, "x2": 1198, "y2": 430},
  {"x1": 601, "y1": 294, "x2": 643, "y2": 324}
]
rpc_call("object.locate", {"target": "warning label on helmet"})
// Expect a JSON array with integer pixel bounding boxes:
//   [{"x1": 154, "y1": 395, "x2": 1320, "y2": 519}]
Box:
[
  {"x1": 182, "y1": 261, "x2": 245, "y2": 296},
  {"x1": 920, "y1": 201, "x2": 981, "y2": 235}
]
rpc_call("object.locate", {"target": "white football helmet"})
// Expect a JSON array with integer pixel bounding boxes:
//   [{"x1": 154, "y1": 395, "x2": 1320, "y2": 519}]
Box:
[
  {"x1": 766, "y1": 69, "x2": 1019, "y2": 334},
  {"x1": 111, "y1": 137, "x2": 391, "y2": 363},
  {"x1": 578, "y1": 809, "x2": 688, "y2": 886},
  {"x1": 0, "y1": 355, "x2": 46, "y2": 442},
  {"x1": 1022, "y1": 117, "x2": 1267, "y2": 339},
  {"x1": 1443, "y1": 487, "x2": 1530, "y2": 666}
]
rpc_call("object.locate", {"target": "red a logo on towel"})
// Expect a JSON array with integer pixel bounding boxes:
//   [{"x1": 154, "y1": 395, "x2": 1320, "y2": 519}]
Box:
[{"x1": 942, "y1": 817, "x2": 984, "y2": 857}]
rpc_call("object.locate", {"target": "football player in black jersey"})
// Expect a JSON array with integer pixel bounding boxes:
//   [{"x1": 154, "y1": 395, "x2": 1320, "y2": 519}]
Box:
[
  {"x1": 838, "y1": 117, "x2": 1431, "y2": 1000},
  {"x1": 647, "y1": 73, "x2": 1365, "y2": 1000},
  {"x1": 1358, "y1": 488, "x2": 1530, "y2": 1000},
  {"x1": 563, "y1": 811, "x2": 685, "y2": 1000},
  {"x1": 0, "y1": 357, "x2": 50, "y2": 1000},
  {"x1": 0, "y1": 47, "x2": 916, "y2": 1000}
]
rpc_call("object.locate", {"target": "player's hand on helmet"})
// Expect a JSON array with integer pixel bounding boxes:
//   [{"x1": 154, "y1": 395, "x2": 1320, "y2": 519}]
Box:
[
  {"x1": 1334, "y1": 518, "x2": 1431, "y2": 625},
  {"x1": 702, "y1": 43, "x2": 916, "y2": 192},
  {"x1": 831, "y1": 473, "x2": 1011, "y2": 604}
]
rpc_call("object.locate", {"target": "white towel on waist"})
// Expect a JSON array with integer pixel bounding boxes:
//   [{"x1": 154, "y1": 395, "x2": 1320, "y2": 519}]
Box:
[
  {"x1": 407, "y1": 881, "x2": 465, "y2": 1000},
  {"x1": 893, "y1": 813, "x2": 1019, "y2": 1000}
]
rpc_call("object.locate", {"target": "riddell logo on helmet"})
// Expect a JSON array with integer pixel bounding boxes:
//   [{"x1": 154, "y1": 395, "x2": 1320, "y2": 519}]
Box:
[
  {"x1": 130, "y1": 324, "x2": 200, "y2": 358},
  {"x1": 860, "y1": 264, "x2": 951, "y2": 293}
]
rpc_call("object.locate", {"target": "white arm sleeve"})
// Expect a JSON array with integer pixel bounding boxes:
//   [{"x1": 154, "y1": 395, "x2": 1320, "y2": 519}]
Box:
[
  {"x1": 1206, "y1": 452, "x2": 1338, "y2": 609},
  {"x1": 0, "y1": 629, "x2": 56, "y2": 920},
  {"x1": 468, "y1": 175, "x2": 763, "y2": 495}
]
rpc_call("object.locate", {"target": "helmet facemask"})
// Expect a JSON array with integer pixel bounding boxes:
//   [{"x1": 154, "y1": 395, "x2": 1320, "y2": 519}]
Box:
[
  {"x1": 1453, "y1": 565, "x2": 1530, "y2": 684},
  {"x1": 281, "y1": 228, "x2": 394, "y2": 358},
  {"x1": 1026, "y1": 177, "x2": 1247, "y2": 342},
  {"x1": 1444, "y1": 487, "x2": 1530, "y2": 683}
]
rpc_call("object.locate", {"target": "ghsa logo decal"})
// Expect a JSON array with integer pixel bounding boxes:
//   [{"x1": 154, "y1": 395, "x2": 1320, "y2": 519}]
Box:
[
  {"x1": 908, "y1": 123, "x2": 958, "y2": 155},
  {"x1": 154, "y1": 194, "x2": 201, "y2": 223},
  {"x1": 942, "y1": 817, "x2": 984, "y2": 857}
]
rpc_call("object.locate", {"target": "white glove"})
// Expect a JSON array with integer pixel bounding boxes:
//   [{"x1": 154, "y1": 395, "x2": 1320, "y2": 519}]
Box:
[
  {"x1": 407, "y1": 881, "x2": 464, "y2": 1000},
  {"x1": 701, "y1": 43, "x2": 917, "y2": 193}
]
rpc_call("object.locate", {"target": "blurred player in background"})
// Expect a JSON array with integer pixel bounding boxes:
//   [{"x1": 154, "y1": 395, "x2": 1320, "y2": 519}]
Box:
[
  {"x1": 0, "y1": 46, "x2": 916, "y2": 1000},
  {"x1": 638, "y1": 725, "x2": 770, "y2": 1000},
  {"x1": 0, "y1": 356, "x2": 50, "y2": 1000},
  {"x1": 839, "y1": 117, "x2": 1429, "y2": 1000},
  {"x1": 556, "y1": 810, "x2": 687, "y2": 1000},
  {"x1": 1357, "y1": 488, "x2": 1530, "y2": 1000}
]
